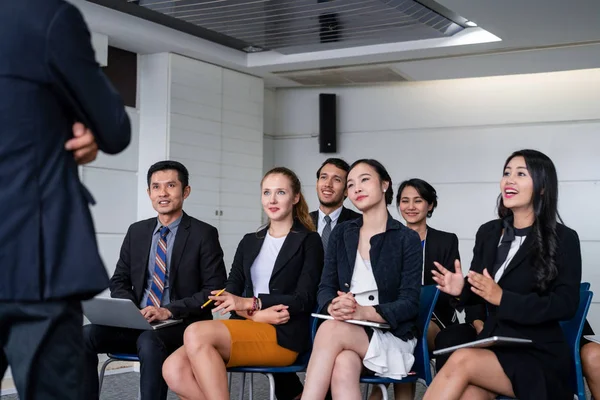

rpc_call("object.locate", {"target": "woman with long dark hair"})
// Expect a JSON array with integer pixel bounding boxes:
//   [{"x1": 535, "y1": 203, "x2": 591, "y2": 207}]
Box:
[
  {"x1": 162, "y1": 167, "x2": 323, "y2": 400},
  {"x1": 301, "y1": 159, "x2": 422, "y2": 400},
  {"x1": 425, "y1": 149, "x2": 581, "y2": 400}
]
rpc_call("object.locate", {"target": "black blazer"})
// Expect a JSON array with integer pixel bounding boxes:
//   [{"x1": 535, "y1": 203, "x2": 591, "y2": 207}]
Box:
[
  {"x1": 318, "y1": 215, "x2": 422, "y2": 340},
  {"x1": 0, "y1": 0, "x2": 131, "y2": 301},
  {"x1": 109, "y1": 212, "x2": 227, "y2": 322},
  {"x1": 310, "y1": 206, "x2": 361, "y2": 230},
  {"x1": 459, "y1": 220, "x2": 581, "y2": 362},
  {"x1": 226, "y1": 221, "x2": 324, "y2": 353},
  {"x1": 423, "y1": 227, "x2": 460, "y2": 327}
]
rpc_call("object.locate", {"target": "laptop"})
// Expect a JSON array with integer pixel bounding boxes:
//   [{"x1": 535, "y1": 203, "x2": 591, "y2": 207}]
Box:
[
  {"x1": 311, "y1": 313, "x2": 390, "y2": 329},
  {"x1": 82, "y1": 297, "x2": 183, "y2": 330},
  {"x1": 433, "y1": 336, "x2": 533, "y2": 356}
]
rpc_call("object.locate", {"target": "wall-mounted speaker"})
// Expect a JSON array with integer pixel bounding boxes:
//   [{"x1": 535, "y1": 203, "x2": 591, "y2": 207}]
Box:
[{"x1": 319, "y1": 93, "x2": 337, "y2": 153}]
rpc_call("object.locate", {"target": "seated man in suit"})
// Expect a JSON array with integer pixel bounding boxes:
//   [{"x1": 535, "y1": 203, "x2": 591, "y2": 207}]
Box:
[
  {"x1": 82, "y1": 160, "x2": 227, "y2": 400},
  {"x1": 273, "y1": 158, "x2": 361, "y2": 400},
  {"x1": 311, "y1": 158, "x2": 361, "y2": 252}
]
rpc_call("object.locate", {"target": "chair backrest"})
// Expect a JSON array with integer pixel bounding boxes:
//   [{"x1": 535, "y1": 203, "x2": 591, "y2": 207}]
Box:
[
  {"x1": 560, "y1": 289, "x2": 593, "y2": 399},
  {"x1": 412, "y1": 285, "x2": 439, "y2": 385},
  {"x1": 580, "y1": 282, "x2": 591, "y2": 292}
]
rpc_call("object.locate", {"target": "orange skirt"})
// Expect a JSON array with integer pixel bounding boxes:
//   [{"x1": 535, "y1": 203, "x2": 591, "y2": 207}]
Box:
[{"x1": 220, "y1": 319, "x2": 298, "y2": 367}]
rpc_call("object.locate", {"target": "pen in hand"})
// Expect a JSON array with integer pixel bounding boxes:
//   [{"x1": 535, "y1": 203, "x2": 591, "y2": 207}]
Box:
[{"x1": 201, "y1": 288, "x2": 226, "y2": 309}]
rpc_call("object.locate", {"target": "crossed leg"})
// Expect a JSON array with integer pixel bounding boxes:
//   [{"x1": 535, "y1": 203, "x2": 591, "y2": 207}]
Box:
[{"x1": 423, "y1": 348, "x2": 515, "y2": 400}]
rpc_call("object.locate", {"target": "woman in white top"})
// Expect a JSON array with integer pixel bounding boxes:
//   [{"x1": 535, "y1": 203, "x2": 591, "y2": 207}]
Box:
[
  {"x1": 301, "y1": 159, "x2": 422, "y2": 400},
  {"x1": 163, "y1": 167, "x2": 324, "y2": 400}
]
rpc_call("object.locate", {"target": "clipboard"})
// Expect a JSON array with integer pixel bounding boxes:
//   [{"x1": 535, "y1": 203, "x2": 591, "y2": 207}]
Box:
[
  {"x1": 311, "y1": 313, "x2": 390, "y2": 329},
  {"x1": 433, "y1": 336, "x2": 532, "y2": 356}
]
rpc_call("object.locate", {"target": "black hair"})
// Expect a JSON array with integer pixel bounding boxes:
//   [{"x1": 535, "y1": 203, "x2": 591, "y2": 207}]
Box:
[
  {"x1": 147, "y1": 160, "x2": 189, "y2": 191},
  {"x1": 348, "y1": 159, "x2": 393, "y2": 205},
  {"x1": 497, "y1": 149, "x2": 561, "y2": 292},
  {"x1": 396, "y1": 179, "x2": 438, "y2": 218},
  {"x1": 316, "y1": 158, "x2": 351, "y2": 179}
]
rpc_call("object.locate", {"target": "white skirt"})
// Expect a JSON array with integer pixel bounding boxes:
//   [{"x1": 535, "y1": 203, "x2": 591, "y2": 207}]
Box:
[{"x1": 362, "y1": 328, "x2": 417, "y2": 379}]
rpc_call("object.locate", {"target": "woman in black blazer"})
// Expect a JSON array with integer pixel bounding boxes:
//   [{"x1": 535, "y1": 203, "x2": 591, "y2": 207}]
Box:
[
  {"x1": 163, "y1": 167, "x2": 324, "y2": 400},
  {"x1": 301, "y1": 159, "x2": 422, "y2": 400},
  {"x1": 425, "y1": 149, "x2": 582, "y2": 400},
  {"x1": 370, "y1": 178, "x2": 461, "y2": 400}
]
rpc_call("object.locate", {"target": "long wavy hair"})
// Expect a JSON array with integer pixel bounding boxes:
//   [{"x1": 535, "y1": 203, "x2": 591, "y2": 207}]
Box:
[
  {"x1": 497, "y1": 149, "x2": 562, "y2": 292},
  {"x1": 262, "y1": 167, "x2": 315, "y2": 232}
]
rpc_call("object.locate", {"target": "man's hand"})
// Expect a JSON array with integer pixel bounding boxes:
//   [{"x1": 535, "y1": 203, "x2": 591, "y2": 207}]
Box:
[
  {"x1": 140, "y1": 306, "x2": 172, "y2": 322},
  {"x1": 65, "y1": 122, "x2": 98, "y2": 165}
]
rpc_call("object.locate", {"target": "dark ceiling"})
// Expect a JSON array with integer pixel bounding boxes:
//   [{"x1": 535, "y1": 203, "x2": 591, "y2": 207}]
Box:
[{"x1": 89, "y1": 0, "x2": 467, "y2": 54}]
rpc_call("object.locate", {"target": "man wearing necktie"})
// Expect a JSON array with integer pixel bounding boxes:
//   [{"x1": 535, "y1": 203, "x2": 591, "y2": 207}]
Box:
[{"x1": 81, "y1": 161, "x2": 227, "y2": 400}]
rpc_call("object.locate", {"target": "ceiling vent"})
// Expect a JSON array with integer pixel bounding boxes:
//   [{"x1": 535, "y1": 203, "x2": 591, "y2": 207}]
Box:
[{"x1": 274, "y1": 65, "x2": 409, "y2": 86}]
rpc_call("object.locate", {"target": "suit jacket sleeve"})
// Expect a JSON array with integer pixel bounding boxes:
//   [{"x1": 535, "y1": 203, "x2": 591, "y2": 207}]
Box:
[
  {"x1": 46, "y1": 3, "x2": 131, "y2": 154},
  {"x1": 317, "y1": 226, "x2": 342, "y2": 313},
  {"x1": 109, "y1": 226, "x2": 137, "y2": 302},
  {"x1": 376, "y1": 231, "x2": 422, "y2": 329},
  {"x1": 458, "y1": 225, "x2": 488, "y2": 308},
  {"x1": 496, "y1": 228, "x2": 582, "y2": 324},
  {"x1": 259, "y1": 233, "x2": 324, "y2": 315},
  {"x1": 165, "y1": 226, "x2": 227, "y2": 319},
  {"x1": 225, "y1": 238, "x2": 247, "y2": 296}
]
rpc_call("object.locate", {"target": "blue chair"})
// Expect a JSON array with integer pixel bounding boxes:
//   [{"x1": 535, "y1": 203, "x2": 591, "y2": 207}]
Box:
[
  {"x1": 498, "y1": 289, "x2": 593, "y2": 400},
  {"x1": 361, "y1": 285, "x2": 439, "y2": 400},
  {"x1": 227, "y1": 315, "x2": 319, "y2": 400},
  {"x1": 99, "y1": 353, "x2": 141, "y2": 399},
  {"x1": 581, "y1": 282, "x2": 591, "y2": 292}
]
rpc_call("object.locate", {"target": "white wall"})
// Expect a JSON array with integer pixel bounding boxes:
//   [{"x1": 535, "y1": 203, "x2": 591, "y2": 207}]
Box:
[
  {"x1": 82, "y1": 107, "x2": 140, "y2": 285},
  {"x1": 271, "y1": 68, "x2": 600, "y2": 330}
]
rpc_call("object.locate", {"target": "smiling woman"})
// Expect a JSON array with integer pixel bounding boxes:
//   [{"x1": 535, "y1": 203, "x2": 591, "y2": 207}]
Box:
[
  {"x1": 425, "y1": 149, "x2": 582, "y2": 400},
  {"x1": 162, "y1": 167, "x2": 323, "y2": 400}
]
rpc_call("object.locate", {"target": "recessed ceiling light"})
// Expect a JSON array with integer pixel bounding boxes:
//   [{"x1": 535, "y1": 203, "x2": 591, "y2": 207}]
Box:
[
  {"x1": 465, "y1": 20, "x2": 478, "y2": 27},
  {"x1": 243, "y1": 45, "x2": 264, "y2": 53}
]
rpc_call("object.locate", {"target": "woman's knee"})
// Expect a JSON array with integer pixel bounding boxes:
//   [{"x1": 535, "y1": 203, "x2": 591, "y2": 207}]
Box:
[
  {"x1": 331, "y1": 351, "x2": 362, "y2": 387},
  {"x1": 162, "y1": 349, "x2": 190, "y2": 389},
  {"x1": 315, "y1": 319, "x2": 363, "y2": 348},
  {"x1": 582, "y1": 342, "x2": 600, "y2": 371},
  {"x1": 184, "y1": 321, "x2": 218, "y2": 351},
  {"x1": 440, "y1": 348, "x2": 475, "y2": 378}
]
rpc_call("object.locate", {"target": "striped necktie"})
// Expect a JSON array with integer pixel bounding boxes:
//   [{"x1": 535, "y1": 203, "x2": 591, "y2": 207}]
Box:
[{"x1": 147, "y1": 226, "x2": 170, "y2": 307}]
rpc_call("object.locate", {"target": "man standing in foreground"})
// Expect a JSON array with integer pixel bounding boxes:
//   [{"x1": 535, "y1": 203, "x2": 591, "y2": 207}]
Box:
[{"x1": 0, "y1": 0, "x2": 131, "y2": 398}]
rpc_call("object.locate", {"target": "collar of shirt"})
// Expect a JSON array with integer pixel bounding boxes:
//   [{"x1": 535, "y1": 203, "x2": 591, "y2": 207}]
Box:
[
  {"x1": 318, "y1": 206, "x2": 343, "y2": 225},
  {"x1": 153, "y1": 214, "x2": 183, "y2": 235}
]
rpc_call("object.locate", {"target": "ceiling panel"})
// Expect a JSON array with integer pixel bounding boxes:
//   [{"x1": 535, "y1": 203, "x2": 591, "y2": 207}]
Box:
[{"x1": 129, "y1": 0, "x2": 465, "y2": 53}]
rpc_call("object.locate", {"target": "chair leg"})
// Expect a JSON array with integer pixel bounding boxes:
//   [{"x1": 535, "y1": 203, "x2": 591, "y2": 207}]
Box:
[
  {"x1": 228, "y1": 372, "x2": 232, "y2": 393},
  {"x1": 238, "y1": 372, "x2": 246, "y2": 400},
  {"x1": 266, "y1": 373, "x2": 276, "y2": 400},
  {"x1": 249, "y1": 373, "x2": 253, "y2": 400},
  {"x1": 363, "y1": 384, "x2": 369, "y2": 400},
  {"x1": 98, "y1": 358, "x2": 117, "y2": 393},
  {"x1": 377, "y1": 384, "x2": 388, "y2": 400}
]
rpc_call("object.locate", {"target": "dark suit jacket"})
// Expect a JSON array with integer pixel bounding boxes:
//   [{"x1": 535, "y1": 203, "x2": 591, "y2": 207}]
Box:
[
  {"x1": 0, "y1": 0, "x2": 131, "y2": 301},
  {"x1": 459, "y1": 219, "x2": 581, "y2": 368},
  {"x1": 310, "y1": 206, "x2": 361, "y2": 230},
  {"x1": 109, "y1": 212, "x2": 227, "y2": 322},
  {"x1": 423, "y1": 227, "x2": 461, "y2": 327},
  {"x1": 318, "y1": 215, "x2": 422, "y2": 340},
  {"x1": 226, "y1": 221, "x2": 324, "y2": 353}
]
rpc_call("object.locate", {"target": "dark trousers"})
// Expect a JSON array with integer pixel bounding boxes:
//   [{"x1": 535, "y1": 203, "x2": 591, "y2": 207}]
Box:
[
  {"x1": 433, "y1": 323, "x2": 478, "y2": 372},
  {"x1": 82, "y1": 322, "x2": 187, "y2": 400},
  {"x1": 273, "y1": 373, "x2": 304, "y2": 400},
  {"x1": 0, "y1": 300, "x2": 84, "y2": 400}
]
